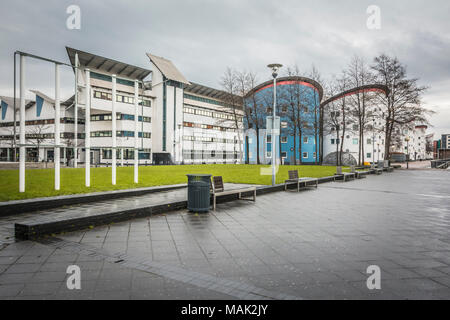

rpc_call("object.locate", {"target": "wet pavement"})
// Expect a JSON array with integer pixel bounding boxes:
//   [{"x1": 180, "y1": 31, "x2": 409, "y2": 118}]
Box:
[{"x1": 1, "y1": 170, "x2": 450, "y2": 299}]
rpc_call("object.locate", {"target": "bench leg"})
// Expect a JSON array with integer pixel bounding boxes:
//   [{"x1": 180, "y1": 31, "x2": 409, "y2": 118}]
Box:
[
  {"x1": 253, "y1": 189, "x2": 256, "y2": 202},
  {"x1": 297, "y1": 181, "x2": 300, "y2": 192},
  {"x1": 213, "y1": 195, "x2": 216, "y2": 211}
]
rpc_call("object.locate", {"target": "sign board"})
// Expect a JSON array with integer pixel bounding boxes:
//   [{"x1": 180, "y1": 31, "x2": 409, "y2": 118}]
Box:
[{"x1": 266, "y1": 116, "x2": 280, "y2": 136}]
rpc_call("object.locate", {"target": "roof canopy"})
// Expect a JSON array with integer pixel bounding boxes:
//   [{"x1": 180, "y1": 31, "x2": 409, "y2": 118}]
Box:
[
  {"x1": 146, "y1": 53, "x2": 190, "y2": 85},
  {"x1": 66, "y1": 47, "x2": 151, "y2": 80},
  {"x1": 185, "y1": 82, "x2": 235, "y2": 101}
]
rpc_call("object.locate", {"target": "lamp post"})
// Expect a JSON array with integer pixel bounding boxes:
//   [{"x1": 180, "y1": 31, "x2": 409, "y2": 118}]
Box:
[
  {"x1": 405, "y1": 136, "x2": 410, "y2": 169},
  {"x1": 372, "y1": 117, "x2": 375, "y2": 165},
  {"x1": 267, "y1": 63, "x2": 282, "y2": 186}
]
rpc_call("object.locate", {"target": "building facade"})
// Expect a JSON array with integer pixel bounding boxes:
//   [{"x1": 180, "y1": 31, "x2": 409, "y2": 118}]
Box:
[
  {"x1": 243, "y1": 76, "x2": 323, "y2": 165},
  {"x1": 0, "y1": 47, "x2": 244, "y2": 166}
]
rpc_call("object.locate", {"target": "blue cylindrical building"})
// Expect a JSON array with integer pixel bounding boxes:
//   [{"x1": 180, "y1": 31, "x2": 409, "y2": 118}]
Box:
[{"x1": 243, "y1": 76, "x2": 323, "y2": 165}]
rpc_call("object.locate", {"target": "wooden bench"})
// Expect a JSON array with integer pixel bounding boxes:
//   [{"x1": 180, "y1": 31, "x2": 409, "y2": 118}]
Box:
[
  {"x1": 284, "y1": 170, "x2": 318, "y2": 192},
  {"x1": 370, "y1": 164, "x2": 383, "y2": 175},
  {"x1": 335, "y1": 166, "x2": 356, "y2": 182},
  {"x1": 350, "y1": 165, "x2": 369, "y2": 179},
  {"x1": 210, "y1": 176, "x2": 256, "y2": 211}
]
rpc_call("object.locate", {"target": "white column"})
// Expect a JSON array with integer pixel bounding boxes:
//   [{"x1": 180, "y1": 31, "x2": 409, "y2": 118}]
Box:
[
  {"x1": 111, "y1": 75, "x2": 117, "y2": 185},
  {"x1": 272, "y1": 77, "x2": 277, "y2": 186},
  {"x1": 134, "y1": 80, "x2": 139, "y2": 183},
  {"x1": 19, "y1": 55, "x2": 25, "y2": 193},
  {"x1": 74, "y1": 53, "x2": 79, "y2": 168},
  {"x1": 54, "y1": 64, "x2": 61, "y2": 190},
  {"x1": 85, "y1": 69, "x2": 91, "y2": 187}
]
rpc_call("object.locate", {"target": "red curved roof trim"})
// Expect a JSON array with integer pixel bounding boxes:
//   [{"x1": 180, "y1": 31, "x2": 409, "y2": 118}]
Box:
[
  {"x1": 255, "y1": 80, "x2": 319, "y2": 94},
  {"x1": 331, "y1": 88, "x2": 385, "y2": 102}
]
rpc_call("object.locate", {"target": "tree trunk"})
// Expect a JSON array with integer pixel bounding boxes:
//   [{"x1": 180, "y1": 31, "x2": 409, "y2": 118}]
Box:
[{"x1": 256, "y1": 126, "x2": 260, "y2": 165}]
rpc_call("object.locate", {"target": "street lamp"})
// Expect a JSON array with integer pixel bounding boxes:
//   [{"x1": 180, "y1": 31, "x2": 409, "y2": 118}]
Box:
[
  {"x1": 405, "y1": 136, "x2": 410, "y2": 169},
  {"x1": 267, "y1": 63, "x2": 282, "y2": 186},
  {"x1": 372, "y1": 117, "x2": 376, "y2": 165}
]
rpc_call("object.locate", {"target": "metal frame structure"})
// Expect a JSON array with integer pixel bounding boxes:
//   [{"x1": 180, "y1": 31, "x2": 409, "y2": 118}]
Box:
[
  {"x1": 13, "y1": 50, "x2": 147, "y2": 192},
  {"x1": 13, "y1": 51, "x2": 71, "y2": 192}
]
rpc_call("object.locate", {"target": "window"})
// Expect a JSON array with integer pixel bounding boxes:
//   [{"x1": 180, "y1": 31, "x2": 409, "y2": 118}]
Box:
[
  {"x1": 313, "y1": 152, "x2": 316, "y2": 158},
  {"x1": 266, "y1": 152, "x2": 271, "y2": 158},
  {"x1": 211, "y1": 150, "x2": 215, "y2": 158},
  {"x1": 302, "y1": 152, "x2": 308, "y2": 159},
  {"x1": 303, "y1": 137, "x2": 308, "y2": 144},
  {"x1": 353, "y1": 138, "x2": 358, "y2": 145},
  {"x1": 281, "y1": 152, "x2": 287, "y2": 158},
  {"x1": 267, "y1": 135, "x2": 272, "y2": 143},
  {"x1": 331, "y1": 139, "x2": 335, "y2": 145},
  {"x1": 281, "y1": 136, "x2": 288, "y2": 143},
  {"x1": 367, "y1": 153, "x2": 372, "y2": 158},
  {"x1": 367, "y1": 138, "x2": 372, "y2": 145},
  {"x1": 281, "y1": 121, "x2": 288, "y2": 129}
]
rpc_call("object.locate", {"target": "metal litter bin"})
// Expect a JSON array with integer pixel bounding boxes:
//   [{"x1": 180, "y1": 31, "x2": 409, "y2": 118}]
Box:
[{"x1": 186, "y1": 174, "x2": 212, "y2": 212}]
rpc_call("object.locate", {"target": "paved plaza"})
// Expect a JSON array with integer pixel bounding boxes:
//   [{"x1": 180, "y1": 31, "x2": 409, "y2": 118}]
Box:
[{"x1": 0, "y1": 169, "x2": 450, "y2": 299}]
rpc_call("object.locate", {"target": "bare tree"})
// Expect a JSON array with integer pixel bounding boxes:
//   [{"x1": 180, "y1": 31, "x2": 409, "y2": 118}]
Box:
[
  {"x1": 371, "y1": 54, "x2": 431, "y2": 160},
  {"x1": 26, "y1": 124, "x2": 50, "y2": 162},
  {"x1": 220, "y1": 67, "x2": 244, "y2": 163},
  {"x1": 243, "y1": 72, "x2": 266, "y2": 164},
  {"x1": 345, "y1": 56, "x2": 377, "y2": 165},
  {"x1": 308, "y1": 65, "x2": 323, "y2": 165}
]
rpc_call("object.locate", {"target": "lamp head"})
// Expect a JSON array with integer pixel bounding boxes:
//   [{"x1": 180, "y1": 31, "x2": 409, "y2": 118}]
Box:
[{"x1": 267, "y1": 64, "x2": 283, "y2": 78}]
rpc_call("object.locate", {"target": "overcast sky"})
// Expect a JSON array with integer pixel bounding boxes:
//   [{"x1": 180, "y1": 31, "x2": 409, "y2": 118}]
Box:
[{"x1": 0, "y1": 0, "x2": 449, "y2": 137}]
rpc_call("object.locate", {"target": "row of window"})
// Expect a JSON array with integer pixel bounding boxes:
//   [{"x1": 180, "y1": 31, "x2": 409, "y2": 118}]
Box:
[
  {"x1": 183, "y1": 105, "x2": 243, "y2": 122},
  {"x1": 90, "y1": 114, "x2": 151, "y2": 122},
  {"x1": 330, "y1": 137, "x2": 385, "y2": 145},
  {"x1": 0, "y1": 118, "x2": 85, "y2": 127},
  {"x1": 0, "y1": 133, "x2": 85, "y2": 140},
  {"x1": 256, "y1": 151, "x2": 317, "y2": 159},
  {"x1": 184, "y1": 93, "x2": 227, "y2": 107},
  {"x1": 90, "y1": 131, "x2": 151, "y2": 138},
  {"x1": 183, "y1": 121, "x2": 237, "y2": 132},
  {"x1": 183, "y1": 135, "x2": 240, "y2": 144},
  {"x1": 182, "y1": 150, "x2": 239, "y2": 160},
  {"x1": 100, "y1": 148, "x2": 151, "y2": 160},
  {"x1": 93, "y1": 90, "x2": 151, "y2": 107}
]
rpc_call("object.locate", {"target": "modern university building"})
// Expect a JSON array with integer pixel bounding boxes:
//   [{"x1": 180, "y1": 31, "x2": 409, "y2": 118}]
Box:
[
  {"x1": 0, "y1": 47, "x2": 244, "y2": 166},
  {"x1": 243, "y1": 76, "x2": 323, "y2": 165}
]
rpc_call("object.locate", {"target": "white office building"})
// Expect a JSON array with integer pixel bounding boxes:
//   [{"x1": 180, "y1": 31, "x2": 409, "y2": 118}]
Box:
[{"x1": 0, "y1": 47, "x2": 243, "y2": 165}]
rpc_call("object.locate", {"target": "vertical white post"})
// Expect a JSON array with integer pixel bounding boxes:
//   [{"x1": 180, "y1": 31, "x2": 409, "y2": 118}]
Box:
[
  {"x1": 54, "y1": 64, "x2": 61, "y2": 190},
  {"x1": 134, "y1": 80, "x2": 139, "y2": 183},
  {"x1": 111, "y1": 75, "x2": 117, "y2": 185},
  {"x1": 272, "y1": 77, "x2": 277, "y2": 186},
  {"x1": 74, "y1": 53, "x2": 79, "y2": 168},
  {"x1": 85, "y1": 69, "x2": 91, "y2": 187},
  {"x1": 19, "y1": 55, "x2": 25, "y2": 193}
]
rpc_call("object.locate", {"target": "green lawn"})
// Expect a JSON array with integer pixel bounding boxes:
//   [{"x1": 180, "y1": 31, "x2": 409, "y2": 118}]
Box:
[{"x1": 0, "y1": 165, "x2": 339, "y2": 202}]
